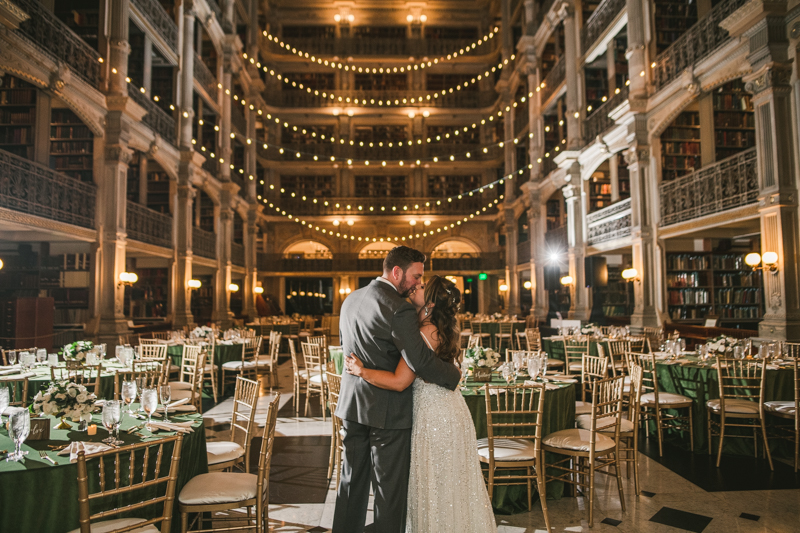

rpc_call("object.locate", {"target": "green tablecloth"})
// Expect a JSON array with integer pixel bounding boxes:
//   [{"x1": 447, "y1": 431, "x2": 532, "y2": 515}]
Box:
[
  {"x1": 541, "y1": 337, "x2": 607, "y2": 362},
  {"x1": 461, "y1": 374, "x2": 576, "y2": 514},
  {"x1": 329, "y1": 347, "x2": 344, "y2": 374},
  {"x1": 653, "y1": 356, "x2": 795, "y2": 458},
  {"x1": 168, "y1": 342, "x2": 243, "y2": 394},
  {"x1": 21, "y1": 361, "x2": 129, "y2": 401},
  {"x1": 471, "y1": 321, "x2": 526, "y2": 348},
  {"x1": 0, "y1": 406, "x2": 207, "y2": 533}
]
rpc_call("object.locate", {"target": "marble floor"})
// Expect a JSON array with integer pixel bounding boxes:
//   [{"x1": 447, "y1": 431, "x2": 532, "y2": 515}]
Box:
[{"x1": 203, "y1": 361, "x2": 800, "y2": 533}]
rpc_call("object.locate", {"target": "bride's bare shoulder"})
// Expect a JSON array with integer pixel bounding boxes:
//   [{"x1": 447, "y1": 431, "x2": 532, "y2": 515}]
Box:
[{"x1": 420, "y1": 323, "x2": 440, "y2": 348}]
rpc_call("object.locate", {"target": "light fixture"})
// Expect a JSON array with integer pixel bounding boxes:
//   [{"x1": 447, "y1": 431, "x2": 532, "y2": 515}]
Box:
[
  {"x1": 118, "y1": 272, "x2": 138, "y2": 286},
  {"x1": 499, "y1": 283, "x2": 509, "y2": 292},
  {"x1": 339, "y1": 288, "x2": 346, "y2": 295},
  {"x1": 406, "y1": 14, "x2": 414, "y2": 22},
  {"x1": 299, "y1": 291, "x2": 306, "y2": 296},
  {"x1": 346, "y1": 219, "x2": 354, "y2": 226},
  {"x1": 228, "y1": 283, "x2": 240, "y2": 292},
  {"x1": 291, "y1": 290, "x2": 298, "y2": 296},
  {"x1": 409, "y1": 220, "x2": 417, "y2": 226},
  {"x1": 254, "y1": 286, "x2": 264, "y2": 294},
  {"x1": 188, "y1": 279, "x2": 202, "y2": 289},
  {"x1": 332, "y1": 219, "x2": 340, "y2": 226},
  {"x1": 523, "y1": 280, "x2": 532, "y2": 290},
  {"x1": 423, "y1": 220, "x2": 431, "y2": 226},
  {"x1": 422, "y1": 110, "x2": 430, "y2": 117},
  {"x1": 0, "y1": 258, "x2": 3, "y2": 270},
  {"x1": 334, "y1": 14, "x2": 341, "y2": 22},
  {"x1": 347, "y1": 14, "x2": 354, "y2": 22},
  {"x1": 332, "y1": 108, "x2": 340, "y2": 116},
  {"x1": 345, "y1": 287, "x2": 352, "y2": 294},
  {"x1": 560, "y1": 275, "x2": 573, "y2": 286},
  {"x1": 621, "y1": 268, "x2": 640, "y2": 283},
  {"x1": 408, "y1": 111, "x2": 416, "y2": 118},
  {"x1": 745, "y1": 252, "x2": 779, "y2": 273},
  {"x1": 420, "y1": 14, "x2": 427, "y2": 22},
  {"x1": 347, "y1": 109, "x2": 354, "y2": 117}
]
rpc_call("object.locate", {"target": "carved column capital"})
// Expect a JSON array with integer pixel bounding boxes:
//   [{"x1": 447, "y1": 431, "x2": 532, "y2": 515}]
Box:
[
  {"x1": 105, "y1": 145, "x2": 134, "y2": 165},
  {"x1": 562, "y1": 183, "x2": 581, "y2": 200},
  {"x1": 744, "y1": 63, "x2": 793, "y2": 95},
  {"x1": 624, "y1": 145, "x2": 650, "y2": 166},
  {"x1": 557, "y1": 2, "x2": 574, "y2": 21}
]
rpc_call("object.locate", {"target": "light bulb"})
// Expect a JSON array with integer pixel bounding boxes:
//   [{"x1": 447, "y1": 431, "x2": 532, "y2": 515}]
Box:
[
  {"x1": 499, "y1": 283, "x2": 509, "y2": 292},
  {"x1": 254, "y1": 286, "x2": 264, "y2": 294},
  {"x1": 560, "y1": 275, "x2": 573, "y2": 286},
  {"x1": 347, "y1": 220, "x2": 354, "y2": 226},
  {"x1": 621, "y1": 268, "x2": 638, "y2": 281},
  {"x1": 334, "y1": 14, "x2": 341, "y2": 21},
  {"x1": 523, "y1": 281, "x2": 532, "y2": 290},
  {"x1": 228, "y1": 283, "x2": 240, "y2": 292},
  {"x1": 409, "y1": 220, "x2": 417, "y2": 226},
  {"x1": 333, "y1": 220, "x2": 340, "y2": 226},
  {"x1": 762, "y1": 251, "x2": 778, "y2": 266},
  {"x1": 744, "y1": 253, "x2": 761, "y2": 267},
  {"x1": 188, "y1": 279, "x2": 202, "y2": 289}
]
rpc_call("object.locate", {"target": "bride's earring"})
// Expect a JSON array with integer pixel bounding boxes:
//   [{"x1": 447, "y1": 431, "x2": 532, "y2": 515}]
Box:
[{"x1": 424, "y1": 306, "x2": 430, "y2": 317}]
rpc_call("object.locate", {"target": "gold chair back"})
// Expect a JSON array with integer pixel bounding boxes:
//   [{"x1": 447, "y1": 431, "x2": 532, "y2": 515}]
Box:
[
  {"x1": 524, "y1": 328, "x2": 541, "y2": 351},
  {"x1": 230, "y1": 376, "x2": 261, "y2": 472},
  {"x1": 51, "y1": 365, "x2": 103, "y2": 395},
  {"x1": 580, "y1": 355, "x2": 608, "y2": 403},
  {"x1": 114, "y1": 363, "x2": 162, "y2": 400},
  {"x1": 0, "y1": 376, "x2": 29, "y2": 407},
  {"x1": 563, "y1": 336, "x2": 589, "y2": 376}
]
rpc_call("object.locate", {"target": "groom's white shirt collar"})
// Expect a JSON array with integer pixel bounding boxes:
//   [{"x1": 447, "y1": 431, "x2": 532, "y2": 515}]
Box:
[{"x1": 376, "y1": 276, "x2": 399, "y2": 293}]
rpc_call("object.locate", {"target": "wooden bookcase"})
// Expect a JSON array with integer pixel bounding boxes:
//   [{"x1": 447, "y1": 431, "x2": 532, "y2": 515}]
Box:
[
  {"x1": 354, "y1": 175, "x2": 407, "y2": 197},
  {"x1": 427, "y1": 175, "x2": 481, "y2": 197},
  {"x1": 147, "y1": 170, "x2": 171, "y2": 214},
  {"x1": 653, "y1": 0, "x2": 698, "y2": 55},
  {"x1": 0, "y1": 74, "x2": 37, "y2": 161},
  {"x1": 599, "y1": 266, "x2": 633, "y2": 317},
  {"x1": 128, "y1": 268, "x2": 169, "y2": 318},
  {"x1": 713, "y1": 80, "x2": 755, "y2": 161},
  {"x1": 54, "y1": 0, "x2": 101, "y2": 52},
  {"x1": 279, "y1": 175, "x2": 334, "y2": 197},
  {"x1": 50, "y1": 108, "x2": 94, "y2": 182},
  {"x1": 588, "y1": 170, "x2": 612, "y2": 212},
  {"x1": 660, "y1": 110, "x2": 700, "y2": 181},
  {"x1": 584, "y1": 67, "x2": 608, "y2": 113}
]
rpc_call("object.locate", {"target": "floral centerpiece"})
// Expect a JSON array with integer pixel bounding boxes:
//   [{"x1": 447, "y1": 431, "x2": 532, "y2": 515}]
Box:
[
  {"x1": 60, "y1": 340, "x2": 94, "y2": 363},
  {"x1": 464, "y1": 346, "x2": 501, "y2": 382},
  {"x1": 581, "y1": 323, "x2": 599, "y2": 335},
  {"x1": 31, "y1": 380, "x2": 97, "y2": 429},
  {"x1": 707, "y1": 335, "x2": 737, "y2": 355},
  {"x1": 191, "y1": 325, "x2": 214, "y2": 339}
]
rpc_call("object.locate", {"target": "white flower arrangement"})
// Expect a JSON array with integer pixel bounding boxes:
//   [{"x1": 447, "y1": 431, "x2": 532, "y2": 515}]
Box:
[
  {"x1": 464, "y1": 346, "x2": 501, "y2": 368},
  {"x1": 707, "y1": 335, "x2": 736, "y2": 355},
  {"x1": 191, "y1": 325, "x2": 214, "y2": 339},
  {"x1": 581, "y1": 323, "x2": 599, "y2": 335},
  {"x1": 60, "y1": 340, "x2": 94, "y2": 362},
  {"x1": 32, "y1": 380, "x2": 97, "y2": 421}
]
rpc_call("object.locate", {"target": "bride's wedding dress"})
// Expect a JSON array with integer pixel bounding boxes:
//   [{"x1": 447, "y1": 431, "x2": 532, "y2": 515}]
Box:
[{"x1": 405, "y1": 335, "x2": 497, "y2": 532}]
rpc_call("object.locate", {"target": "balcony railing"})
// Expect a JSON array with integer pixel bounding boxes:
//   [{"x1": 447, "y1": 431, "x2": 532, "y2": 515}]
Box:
[
  {"x1": 517, "y1": 239, "x2": 531, "y2": 265},
  {"x1": 545, "y1": 225, "x2": 568, "y2": 251},
  {"x1": 256, "y1": 253, "x2": 504, "y2": 272},
  {"x1": 130, "y1": 0, "x2": 179, "y2": 54},
  {"x1": 231, "y1": 106, "x2": 247, "y2": 135},
  {"x1": 580, "y1": 0, "x2": 626, "y2": 53},
  {"x1": 584, "y1": 86, "x2": 628, "y2": 141},
  {"x1": 260, "y1": 142, "x2": 336, "y2": 160},
  {"x1": 660, "y1": 147, "x2": 757, "y2": 227},
  {"x1": 192, "y1": 227, "x2": 216, "y2": 259},
  {"x1": 270, "y1": 90, "x2": 498, "y2": 109},
  {"x1": 540, "y1": 58, "x2": 565, "y2": 104},
  {"x1": 231, "y1": 243, "x2": 245, "y2": 267},
  {"x1": 126, "y1": 201, "x2": 173, "y2": 248},
  {"x1": 265, "y1": 37, "x2": 496, "y2": 58},
  {"x1": 129, "y1": 88, "x2": 176, "y2": 144},
  {"x1": 269, "y1": 196, "x2": 496, "y2": 217},
  {"x1": 587, "y1": 198, "x2": 631, "y2": 246},
  {"x1": 653, "y1": 0, "x2": 747, "y2": 90},
  {"x1": 0, "y1": 149, "x2": 96, "y2": 229},
  {"x1": 193, "y1": 53, "x2": 218, "y2": 100},
  {"x1": 429, "y1": 253, "x2": 505, "y2": 272},
  {"x1": 14, "y1": 0, "x2": 101, "y2": 86}
]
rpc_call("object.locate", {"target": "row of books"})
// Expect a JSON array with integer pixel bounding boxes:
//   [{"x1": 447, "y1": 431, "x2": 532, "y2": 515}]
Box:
[
  {"x1": 662, "y1": 141, "x2": 701, "y2": 155},
  {"x1": 716, "y1": 288, "x2": 762, "y2": 304},
  {"x1": 716, "y1": 273, "x2": 759, "y2": 287},
  {"x1": 50, "y1": 125, "x2": 92, "y2": 140},
  {"x1": 715, "y1": 130, "x2": 755, "y2": 148},
  {"x1": 661, "y1": 128, "x2": 700, "y2": 140},
  {"x1": 669, "y1": 307, "x2": 711, "y2": 320},
  {"x1": 713, "y1": 255, "x2": 748, "y2": 270},
  {"x1": 714, "y1": 111, "x2": 753, "y2": 128},
  {"x1": 662, "y1": 155, "x2": 701, "y2": 171},
  {"x1": 0, "y1": 89, "x2": 35, "y2": 106},
  {"x1": 51, "y1": 141, "x2": 92, "y2": 154},
  {"x1": 0, "y1": 109, "x2": 34, "y2": 124},
  {"x1": 50, "y1": 156, "x2": 92, "y2": 170},
  {"x1": 667, "y1": 272, "x2": 706, "y2": 287},
  {"x1": 667, "y1": 288, "x2": 710, "y2": 305},
  {"x1": 0, "y1": 127, "x2": 30, "y2": 144},
  {"x1": 667, "y1": 254, "x2": 710, "y2": 270},
  {"x1": 717, "y1": 306, "x2": 761, "y2": 319},
  {"x1": 713, "y1": 93, "x2": 752, "y2": 111}
]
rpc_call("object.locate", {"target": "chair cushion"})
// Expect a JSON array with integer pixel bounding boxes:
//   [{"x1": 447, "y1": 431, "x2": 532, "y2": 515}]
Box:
[
  {"x1": 67, "y1": 518, "x2": 158, "y2": 533},
  {"x1": 179, "y1": 472, "x2": 257, "y2": 505},
  {"x1": 764, "y1": 401, "x2": 796, "y2": 416},
  {"x1": 204, "y1": 363, "x2": 218, "y2": 371},
  {"x1": 309, "y1": 373, "x2": 328, "y2": 384},
  {"x1": 547, "y1": 359, "x2": 564, "y2": 368},
  {"x1": 641, "y1": 392, "x2": 692, "y2": 406},
  {"x1": 221, "y1": 361, "x2": 256, "y2": 370},
  {"x1": 170, "y1": 389, "x2": 193, "y2": 401},
  {"x1": 542, "y1": 428, "x2": 616, "y2": 452},
  {"x1": 476, "y1": 437, "x2": 537, "y2": 461},
  {"x1": 207, "y1": 441, "x2": 245, "y2": 465},
  {"x1": 575, "y1": 401, "x2": 592, "y2": 415},
  {"x1": 169, "y1": 381, "x2": 192, "y2": 391},
  {"x1": 707, "y1": 398, "x2": 760, "y2": 415},
  {"x1": 576, "y1": 414, "x2": 635, "y2": 433},
  {"x1": 568, "y1": 363, "x2": 582, "y2": 371}
]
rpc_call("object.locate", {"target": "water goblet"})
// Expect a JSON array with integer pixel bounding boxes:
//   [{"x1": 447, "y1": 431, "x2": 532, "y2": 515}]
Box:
[
  {"x1": 459, "y1": 360, "x2": 470, "y2": 391},
  {"x1": 36, "y1": 348, "x2": 47, "y2": 364},
  {"x1": 99, "y1": 343, "x2": 107, "y2": 360},
  {"x1": 101, "y1": 400, "x2": 123, "y2": 445},
  {"x1": 501, "y1": 362, "x2": 515, "y2": 385},
  {"x1": 527, "y1": 356, "x2": 541, "y2": 381},
  {"x1": 540, "y1": 353, "x2": 549, "y2": 379},
  {"x1": 48, "y1": 354, "x2": 59, "y2": 366},
  {"x1": 135, "y1": 376, "x2": 148, "y2": 411},
  {"x1": 19, "y1": 352, "x2": 31, "y2": 371},
  {"x1": 679, "y1": 338, "x2": 687, "y2": 352},
  {"x1": 159, "y1": 384, "x2": 172, "y2": 423},
  {"x1": 7, "y1": 350, "x2": 16, "y2": 366},
  {"x1": 141, "y1": 388, "x2": 159, "y2": 430},
  {"x1": 115, "y1": 345, "x2": 123, "y2": 361},
  {"x1": 733, "y1": 345, "x2": 744, "y2": 360},
  {"x1": 0, "y1": 387, "x2": 9, "y2": 417},
  {"x1": 121, "y1": 380, "x2": 137, "y2": 414},
  {"x1": 7, "y1": 408, "x2": 30, "y2": 461}
]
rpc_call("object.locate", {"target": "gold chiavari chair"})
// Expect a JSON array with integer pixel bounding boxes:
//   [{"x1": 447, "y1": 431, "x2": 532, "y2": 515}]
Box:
[
  {"x1": 73, "y1": 434, "x2": 184, "y2": 533},
  {"x1": 302, "y1": 341, "x2": 327, "y2": 421},
  {"x1": 307, "y1": 335, "x2": 328, "y2": 355},
  {"x1": 152, "y1": 331, "x2": 171, "y2": 341},
  {"x1": 460, "y1": 319, "x2": 474, "y2": 349},
  {"x1": 642, "y1": 326, "x2": 665, "y2": 347},
  {"x1": 221, "y1": 337, "x2": 263, "y2": 389},
  {"x1": 604, "y1": 340, "x2": 630, "y2": 376},
  {"x1": 0, "y1": 376, "x2": 29, "y2": 407},
  {"x1": 51, "y1": 365, "x2": 103, "y2": 395},
  {"x1": 523, "y1": 328, "x2": 541, "y2": 352},
  {"x1": 764, "y1": 344, "x2": 798, "y2": 471},
  {"x1": 495, "y1": 322, "x2": 515, "y2": 353},
  {"x1": 575, "y1": 355, "x2": 609, "y2": 417},
  {"x1": 177, "y1": 394, "x2": 280, "y2": 533},
  {"x1": 256, "y1": 331, "x2": 282, "y2": 390},
  {"x1": 207, "y1": 376, "x2": 260, "y2": 473},
  {"x1": 288, "y1": 339, "x2": 307, "y2": 414},
  {"x1": 543, "y1": 375, "x2": 626, "y2": 527},
  {"x1": 563, "y1": 336, "x2": 589, "y2": 376},
  {"x1": 198, "y1": 337, "x2": 219, "y2": 404},
  {"x1": 169, "y1": 345, "x2": 206, "y2": 412},
  {"x1": 138, "y1": 343, "x2": 175, "y2": 377},
  {"x1": 637, "y1": 353, "x2": 693, "y2": 456},
  {"x1": 708, "y1": 355, "x2": 772, "y2": 469},
  {"x1": 114, "y1": 363, "x2": 162, "y2": 400},
  {"x1": 478, "y1": 383, "x2": 551, "y2": 528},
  {"x1": 628, "y1": 335, "x2": 647, "y2": 353},
  {"x1": 467, "y1": 335, "x2": 482, "y2": 350},
  {"x1": 326, "y1": 364, "x2": 344, "y2": 484},
  {"x1": 2, "y1": 347, "x2": 38, "y2": 366},
  {"x1": 476, "y1": 321, "x2": 495, "y2": 349}
]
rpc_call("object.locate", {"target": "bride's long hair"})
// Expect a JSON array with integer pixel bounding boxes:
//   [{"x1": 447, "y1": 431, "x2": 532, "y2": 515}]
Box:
[{"x1": 423, "y1": 275, "x2": 461, "y2": 363}]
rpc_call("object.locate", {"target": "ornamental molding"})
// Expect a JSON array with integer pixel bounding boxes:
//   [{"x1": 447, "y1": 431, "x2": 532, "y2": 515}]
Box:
[
  {"x1": 744, "y1": 63, "x2": 793, "y2": 93},
  {"x1": 105, "y1": 145, "x2": 134, "y2": 165},
  {"x1": 0, "y1": 207, "x2": 96, "y2": 240},
  {"x1": 0, "y1": 0, "x2": 30, "y2": 29},
  {"x1": 624, "y1": 146, "x2": 650, "y2": 165}
]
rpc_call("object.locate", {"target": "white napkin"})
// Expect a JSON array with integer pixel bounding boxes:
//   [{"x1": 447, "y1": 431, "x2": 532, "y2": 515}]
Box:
[
  {"x1": 57, "y1": 441, "x2": 113, "y2": 463},
  {"x1": 487, "y1": 388, "x2": 506, "y2": 396},
  {"x1": 766, "y1": 364, "x2": 780, "y2": 370},
  {"x1": 0, "y1": 366, "x2": 20, "y2": 376},
  {"x1": 156, "y1": 398, "x2": 194, "y2": 413},
  {"x1": 0, "y1": 372, "x2": 35, "y2": 381},
  {"x1": 548, "y1": 375, "x2": 578, "y2": 383},
  {"x1": 523, "y1": 380, "x2": 562, "y2": 391},
  {"x1": 147, "y1": 421, "x2": 195, "y2": 433}
]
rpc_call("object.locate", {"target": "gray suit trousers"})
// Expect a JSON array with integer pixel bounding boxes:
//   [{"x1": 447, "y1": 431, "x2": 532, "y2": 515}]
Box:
[{"x1": 332, "y1": 419, "x2": 411, "y2": 533}]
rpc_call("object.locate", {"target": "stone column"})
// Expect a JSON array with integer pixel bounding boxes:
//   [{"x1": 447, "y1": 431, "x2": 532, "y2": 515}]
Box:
[
  {"x1": 219, "y1": 65, "x2": 233, "y2": 182},
  {"x1": 526, "y1": 185, "x2": 549, "y2": 321},
  {"x1": 625, "y1": 0, "x2": 648, "y2": 99},
  {"x1": 563, "y1": 174, "x2": 590, "y2": 320},
  {"x1": 172, "y1": 167, "x2": 196, "y2": 327},
  {"x1": 212, "y1": 185, "x2": 235, "y2": 326},
  {"x1": 178, "y1": 4, "x2": 196, "y2": 148},
  {"x1": 505, "y1": 208, "x2": 521, "y2": 315},
  {"x1": 243, "y1": 205, "x2": 259, "y2": 319},
  {"x1": 559, "y1": 3, "x2": 582, "y2": 150}
]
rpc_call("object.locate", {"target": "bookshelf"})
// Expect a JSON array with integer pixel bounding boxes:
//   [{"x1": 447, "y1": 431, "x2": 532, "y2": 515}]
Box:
[
  {"x1": 282, "y1": 25, "x2": 336, "y2": 39},
  {"x1": 428, "y1": 175, "x2": 481, "y2": 197},
  {"x1": 279, "y1": 175, "x2": 334, "y2": 197},
  {"x1": 616, "y1": 156, "x2": 631, "y2": 199},
  {"x1": 282, "y1": 125, "x2": 335, "y2": 145},
  {"x1": 151, "y1": 66, "x2": 175, "y2": 113},
  {"x1": 50, "y1": 108, "x2": 94, "y2": 183},
  {"x1": 190, "y1": 275, "x2": 214, "y2": 324},
  {"x1": 354, "y1": 175, "x2": 407, "y2": 197},
  {"x1": 713, "y1": 80, "x2": 755, "y2": 161},
  {"x1": 665, "y1": 252, "x2": 763, "y2": 326},
  {"x1": 353, "y1": 74, "x2": 408, "y2": 91},
  {"x1": 426, "y1": 74, "x2": 478, "y2": 92},
  {"x1": 600, "y1": 266, "x2": 633, "y2": 317},
  {"x1": 147, "y1": 169, "x2": 171, "y2": 214},
  {"x1": 546, "y1": 197, "x2": 565, "y2": 231},
  {"x1": 613, "y1": 37, "x2": 629, "y2": 90},
  {"x1": 660, "y1": 111, "x2": 700, "y2": 181},
  {"x1": 654, "y1": 0, "x2": 698, "y2": 55},
  {"x1": 354, "y1": 125, "x2": 408, "y2": 145},
  {"x1": 126, "y1": 152, "x2": 141, "y2": 203},
  {"x1": 585, "y1": 67, "x2": 608, "y2": 112},
  {"x1": 588, "y1": 170, "x2": 612, "y2": 212},
  {"x1": 127, "y1": 268, "x2": 168, "y2": 318},
  {"x1": 283, "y1": 72, "x2": 335, "y2": 91},
  {"x1": 0, "y1": 74, "x2": 37, "y2": 161},
  {"x1": 233, "y1": 213, "x2": 244, "y2": 245},
  {"x1": 425, "y1": 26, "x2": 478, "y2": 40},
  {"x1": 54, "y1": 1, "x2": 101, "y2": 52}
]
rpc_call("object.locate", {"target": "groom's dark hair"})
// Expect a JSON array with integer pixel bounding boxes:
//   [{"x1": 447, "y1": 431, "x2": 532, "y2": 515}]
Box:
[{"x1": 383, "y1": 246, "x2": 426, "y2": 273}]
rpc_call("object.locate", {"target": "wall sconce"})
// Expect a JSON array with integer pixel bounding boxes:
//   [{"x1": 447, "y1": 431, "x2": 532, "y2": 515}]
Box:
[
  {"x1": 560, "y1": 275, "x2": 573, "y2": 286},
  {"x1": 745, "y1": 252, "x2": 779, "y2": 273},
  {"x1": 621, "y1": 268, "x2": 641, "y2": 283},
  {"x1": 228, "y1": 283, "x2": 240, "y2": 292},
  {"x1": 187, "y1": 279, "x2": 202, "y2": 289},
  {"x1": 499, "y1": 283, "x2": 509, "y2": 292},
  {"x1": 523, "y1": 280, "x2": 532, "y2": 290},
  {"x1": 339, "y1": 287, "x2": 352, "y2": 295},
  {"x1": 118, "y1": 272, "x2": 138, "y2": 287},
  {"x1": 406, "y1": 13, "x2": 427, "y2": 23},
  {"x1": 254, "y1": 286, "x2": 264, "y2": 294},
  {"x1": 0, "y1": 258, "x2": 4, "y2": 270}
]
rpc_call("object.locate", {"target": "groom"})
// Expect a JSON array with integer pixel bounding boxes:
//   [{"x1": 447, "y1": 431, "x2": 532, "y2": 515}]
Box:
[{"x1": 333, "y1": 246, "x2": 462, "y2": 532}]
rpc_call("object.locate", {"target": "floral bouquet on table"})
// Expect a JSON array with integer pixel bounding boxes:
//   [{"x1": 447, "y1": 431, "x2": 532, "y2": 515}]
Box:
[
  {"x1": 464, "y1": 346, "x2": 501, "y2": 382},
  {"x1": 60, "y1": 340, "x2": 94, "y2": 363},
  {"x1": 32, "y1": 380, "x2": 97, "y2": 429},
  {"x1": 581, "y1": 323, "x2": 599, "y2": 335},
  {"x1": 191, "y1": 325, "x2": 214, "y2": 339},
  {"x1": 707, "y1": 335, "x2": 737, "y2": 356}
]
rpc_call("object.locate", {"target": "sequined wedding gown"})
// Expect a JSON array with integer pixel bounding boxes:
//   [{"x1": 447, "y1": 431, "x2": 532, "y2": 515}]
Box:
[{"x1": 405, "y1": 335, "x2": 497, "y2": 533}]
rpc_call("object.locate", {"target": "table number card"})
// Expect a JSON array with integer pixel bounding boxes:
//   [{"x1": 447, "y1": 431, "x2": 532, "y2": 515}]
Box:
[{"x1": 29, "y1": 417, "x2": 51, "y2": 441}]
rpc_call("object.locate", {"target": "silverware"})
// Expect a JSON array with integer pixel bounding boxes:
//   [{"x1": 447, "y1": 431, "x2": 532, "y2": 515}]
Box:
[
  {"x1": 38, "y1": 450, "x2": 57, "y2": 466},
  {"x1": 127, "y1": 424, "x2": 144, "y2": 434}
]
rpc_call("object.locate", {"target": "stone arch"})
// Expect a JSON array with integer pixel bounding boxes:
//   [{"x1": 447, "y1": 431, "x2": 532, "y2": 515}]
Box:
[
  {"x1": 427, "y1": 236, "x2": 482, "y2": 257},
  {"x1": 282, "y1": 239, "x2": 333, "y2": 257}
]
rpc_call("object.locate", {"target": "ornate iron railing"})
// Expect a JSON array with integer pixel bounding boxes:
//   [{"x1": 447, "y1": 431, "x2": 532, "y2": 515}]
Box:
[
  {"x1": 429, "y1": 253, "x2": 505, "y2": 272},
  {"x1": 265, "y1": 37, "x2": 496, "y2": 58},
  {"x1": 587, "y1": 198, "x2": 631, "y2": 245},
  {"x1": 581, "y1": 0, "x2": 626, "y2": 53},
  {"x1": 0, "y1": 149, "x2": 96, "y2": 229},
  {"x1": 14, "y1": 0, "x2": 101, "y2": 86},
  {"x1": 130, "y1": 0, "x2": 179, "y2": 53},
  {"x1": 584, "y1": 85, "x2": 629, "y2": 141},
  {"x1": 231, "y1": 106, "x2": 247, "y2": 135},
  {"x1": 257, "y1": 252, "x2": 504, "y2": 272},
  {"x1": 193, "y1": 53, "x2": 218, "y2": 100},
  {"x1": 660, "y1": 147, "x2": 758, "y2": 226},
  {"x1": 231, "y1": 243, "x2": 245, "y2": 267},
  {"x1": 271, "y1": 90, "x2": 498, "y2": 109},
  {"x1": 269, "y1": 195, "x2": 495, "y2": 217},
  {"x1": 126, "y1": 201, "x2": 173, "y2": 248},
  {"x1": 540, "y1": 58, "x2": 565, "y2": 103},
  {"x1": 192, "y1": 227, "x2": 216, "y2": 259},
  {"x1": 129, "y1": 88, "x2": 176, "y2": 143},
  {"x1": 653, "y1": 0, "x2": 747, "y2": 90}
]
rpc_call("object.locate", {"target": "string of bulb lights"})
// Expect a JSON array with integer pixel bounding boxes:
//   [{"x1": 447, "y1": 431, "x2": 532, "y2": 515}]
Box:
[{"x1": 260, "y1": 27, "x2": 499, "y2": 70}]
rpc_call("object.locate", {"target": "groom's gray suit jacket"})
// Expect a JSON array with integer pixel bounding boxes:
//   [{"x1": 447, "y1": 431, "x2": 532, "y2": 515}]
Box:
[{"x1": 335, "y1": 279, "x2": 462, "y2": 429}]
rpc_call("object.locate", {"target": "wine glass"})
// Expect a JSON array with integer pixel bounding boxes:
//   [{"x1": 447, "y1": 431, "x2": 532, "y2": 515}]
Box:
[
  {"x1": 135, "y1": 376, "x2": 148, "y2": 411},
  {"x1": 7, "y1": 350, "x2": 16, "y2": 366},
  {"x1": 7, "y1": 408, "x2": 30, "y2": 461},
  {"x1": 527, "y1": 356, "x2": 541, "y2": 381},
  {"x1": 501, "y1": 362, "x2": 515, "y2": 384},
  {"x1": 115, "y1": 345, "x2": 123, "y2": 361},
  {"x1": 121, "y1": 380, "x2": 137, "y2": 414},
  {"x1": 159, "y1": 384, "x2": 172, "y2": 423},
  {"x1": 0, "y1": 387, "x2": 9, "y2": 418},
  {"x1": 36, "y1": 349, "x2": 47, "y2": 364},
  {"x1": 102, "y1": 400, "x2": 123, "y2": 445},
  {"x1": 459, "y1": 359, "x2": 470, "y2": 391},
  {"x1": 733, "y1": 345, "x2": 744, "y2": 360},
  {"x1": 540, "y1": 353, "x2": 549, "y2": 379},
  {"x1": 141, "y1": 388, "x2": 158, "y2": 430},
  {"x1": 99, "y1": 343, "x2": 107, "y2": 361},
  {"x1": 512, "y1": 351, "x2": 525, "y2": 378}
]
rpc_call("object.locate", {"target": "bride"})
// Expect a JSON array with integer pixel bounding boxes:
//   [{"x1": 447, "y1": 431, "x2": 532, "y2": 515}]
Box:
[{"x1": 345, "y1": 275, "x2": 496, "y2": 533}]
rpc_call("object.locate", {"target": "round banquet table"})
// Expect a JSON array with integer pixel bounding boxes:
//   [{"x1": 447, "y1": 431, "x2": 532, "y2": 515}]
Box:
[
  {"x1": 168, "y1": 341, "x2": 244, "y2": 394},
  {"x1": 469, "y1": 321, "x2": 526, "y2": 347},
  {"x1": 12, "y1": 360, "x2": 131, "y2": 402},
  {"x1": 0, "y1": 405, "x2": 207, "y2": 533},
  {"x1": 461, "y1": 374, "x2": 576, "y2": 514},
  {"x1": 541, "y1": 336, "x2": 610, "y2": 362}
]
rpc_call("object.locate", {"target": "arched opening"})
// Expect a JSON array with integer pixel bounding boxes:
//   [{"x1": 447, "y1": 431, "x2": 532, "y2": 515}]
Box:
[
  {"x1": 431, "y1": 240, "x2": 480, "y2": 258},
  {"x1": 284, "y1": 241, "x2": 332, "y2": 259},
  {"x1": 358, "y1": 241, "x2": 396, "y2": 259}
]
